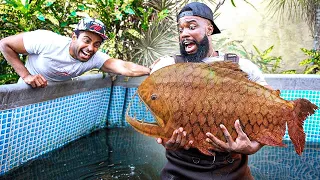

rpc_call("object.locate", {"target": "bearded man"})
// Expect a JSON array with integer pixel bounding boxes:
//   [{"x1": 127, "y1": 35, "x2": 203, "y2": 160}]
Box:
[{"x1": 151, "y1": 2, "x2": 272, "y2": 180}]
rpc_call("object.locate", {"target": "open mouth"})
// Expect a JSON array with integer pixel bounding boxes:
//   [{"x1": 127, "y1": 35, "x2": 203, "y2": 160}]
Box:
[
  {"x1": 126, "y1": 92, "x2": 162, "y2": 125},
  {"x1": 80, "y1": 50, "x2": 92, "y2": 60},
  {"x1": 183, "y1": 39, "x2": 197, "y2": 54},
  {"x1": 125, "y1": 92, "x2": 166, "y2": 137}
]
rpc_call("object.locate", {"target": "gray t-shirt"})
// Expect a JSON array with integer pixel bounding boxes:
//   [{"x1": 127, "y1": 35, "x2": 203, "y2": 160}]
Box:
[{"x1": 22, "y1": 30, "x2": 110, "y2": 82}]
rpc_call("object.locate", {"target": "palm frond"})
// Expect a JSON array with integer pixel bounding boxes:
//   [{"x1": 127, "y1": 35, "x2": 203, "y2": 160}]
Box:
[
  {"x1": 129, "y1": 18, "x2": 179, "y2": 66},
  {"x1": 265, "y1": 0, "x2": 320, "y2": 35}
]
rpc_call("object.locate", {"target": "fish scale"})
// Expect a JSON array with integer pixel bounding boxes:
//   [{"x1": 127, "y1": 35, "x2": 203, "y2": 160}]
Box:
[{"x1": 126, "y1": 61, "x2": 318, "y2": 156}]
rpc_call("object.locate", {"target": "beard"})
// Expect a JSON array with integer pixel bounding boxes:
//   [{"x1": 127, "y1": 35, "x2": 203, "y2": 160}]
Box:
[{"x1": 179, "y1": 36, "x2": 210, "y2": 63}]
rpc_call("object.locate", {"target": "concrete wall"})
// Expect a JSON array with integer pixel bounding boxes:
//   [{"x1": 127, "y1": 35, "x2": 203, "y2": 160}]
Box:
[{"x1": 213, "y1": 0, "x2": 313, "y2": 73}]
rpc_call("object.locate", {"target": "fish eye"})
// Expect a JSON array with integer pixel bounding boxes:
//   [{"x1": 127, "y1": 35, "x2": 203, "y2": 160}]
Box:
[{"x1": 151, "y1": 94, "x2": 157, "y2": 100}]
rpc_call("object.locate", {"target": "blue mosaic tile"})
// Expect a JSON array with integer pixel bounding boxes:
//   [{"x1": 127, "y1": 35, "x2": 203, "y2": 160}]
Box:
[
  {"x1": 0, "y1": 109, "x2": 13, "y2": 173},
  {"x1": 280, "y1": 90, "x2": 320, "y2": 143},
  {"x1": 107, "y1": 86, "x2": 126, "y2": 127},
  {"x1": 0, "y1": 87, "x2": 111, "y2": 175},
  {"x1": 122, "y1": 88, "x2": 156, "y2": 126},
  {"x1": 98, "y1": 88, "x2": 111, "y2": 127}
]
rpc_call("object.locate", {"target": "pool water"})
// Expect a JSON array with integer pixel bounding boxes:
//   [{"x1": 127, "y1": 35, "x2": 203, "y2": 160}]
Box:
[
  {"x1": 0, "y1": 128, "x2": 319, "y2": 180},
  {"x1": 250, "y1": 140, "x2": 320, "y2": 179},
  {"x1": 0, "y1": 128, "x2": 166, "y2": 180}
]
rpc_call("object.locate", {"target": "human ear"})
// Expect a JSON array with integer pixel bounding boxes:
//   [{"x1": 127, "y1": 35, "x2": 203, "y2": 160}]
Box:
[
  {"x1": 71, "y1": 33, "x2": 77, "y2": 40},
  {"x1": 206, "y1": 25, "x2": 213, "y2": 35}
]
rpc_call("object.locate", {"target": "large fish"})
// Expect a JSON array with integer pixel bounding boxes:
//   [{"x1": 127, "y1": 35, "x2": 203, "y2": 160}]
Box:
[{"x1": 125, "y1": 62, "x2": 318, "y2": 156}]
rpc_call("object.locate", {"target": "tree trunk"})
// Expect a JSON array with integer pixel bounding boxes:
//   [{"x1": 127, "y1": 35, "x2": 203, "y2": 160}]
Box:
[{"x1": 313, "y1": 7, "x2": 320, "y2": 50}]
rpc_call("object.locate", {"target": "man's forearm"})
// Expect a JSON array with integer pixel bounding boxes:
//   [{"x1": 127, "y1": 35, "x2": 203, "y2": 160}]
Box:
[
  {"x1": 125, "y1": 62, "x2": 150, "y2": 76},
  {"x1": 0, "y1": 44, "x2": 30, "y2": 79},
  {"x1": 101, "y1": 58, "x2": 150, "y2": 76}
]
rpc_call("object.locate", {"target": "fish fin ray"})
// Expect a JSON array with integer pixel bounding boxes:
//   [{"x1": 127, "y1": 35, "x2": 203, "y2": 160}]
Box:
[
  {"x1": 255, "y1": 130, "x2": 286, "y2": 147},
  {"x1": 207, "y1": 62, "x2": 249, "y2": 81},
  {"x1": 198, "y1": 146, "x2": 215, "y2": 156},
  {"x1": 288, "y1": 98, "x2": 318, "y2": 155}
]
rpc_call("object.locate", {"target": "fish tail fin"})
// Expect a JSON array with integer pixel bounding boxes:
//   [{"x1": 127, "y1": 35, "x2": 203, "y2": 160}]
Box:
[{"x1": 288, "y1": 98, "x2": 318, "y2": 155}]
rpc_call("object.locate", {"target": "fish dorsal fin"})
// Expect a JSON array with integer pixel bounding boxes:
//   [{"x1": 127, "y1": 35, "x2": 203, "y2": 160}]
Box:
[
  {"x1": 207, "y1": 61, "x2": 249, "y2": 81},
  {"x1": 209, "y1": 61, "x2": 240, "y2": 70},
  {"x1": 272, "y1": 89, "x2": 281, "y2": 97}
]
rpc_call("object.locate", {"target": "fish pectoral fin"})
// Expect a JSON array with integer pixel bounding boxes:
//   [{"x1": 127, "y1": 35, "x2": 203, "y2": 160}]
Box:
[
  {"x1": 198, "y1": 147, "x2": 216, "y2": 156},
  {"x1": 197, "y1": 142, "x2": 217, "y2": 156},
  {"x1": 255, "y1": 131, "x2": 287, "y2": 147}
]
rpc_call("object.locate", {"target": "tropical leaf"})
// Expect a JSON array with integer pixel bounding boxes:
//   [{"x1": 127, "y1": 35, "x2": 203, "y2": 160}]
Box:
[
  {"x1": 144, "y1": 0, "x2": 188, "y2": 14},
  {"x1": 129, "y1": 18, "x2": 178, "y2": 66},
  {"x1": 299, "y1": 47, "x2": 320, "y2": 74},
  {"x1": 231, "y1": 0, "x2": 236, "y2": 7},
  {"x1": 281, "y1": 70, "x2": 297, "y2": 74},
  {"x1": 304, "y1": 64, "x2": 319, "y2": 74},
  {"x1": 265, "y1": 0, "x2": 320, "y2": 37}
]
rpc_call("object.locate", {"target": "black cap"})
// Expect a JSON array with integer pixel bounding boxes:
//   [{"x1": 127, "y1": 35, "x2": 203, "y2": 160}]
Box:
[{"x1": 177, "y1": 2, "x2": 221, "y2": 34}]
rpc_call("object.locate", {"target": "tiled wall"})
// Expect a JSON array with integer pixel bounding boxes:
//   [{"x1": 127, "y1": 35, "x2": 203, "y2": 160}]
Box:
[
  {"x1": 0, "y1": 88, "x2": 111, "y2": 174},
  {"x1": 280, "y1": 90, "x2": 320, "y2": 142},
  {"x1": 0, "y1": 74, "x2": 319, "y2": 175}
]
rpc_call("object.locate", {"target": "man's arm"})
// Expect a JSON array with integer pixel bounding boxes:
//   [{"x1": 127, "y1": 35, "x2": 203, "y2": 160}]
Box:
[
  {"x1": 100, "y1": 58, "x2": 150, "y2": 76},
  {"x1": 0, "y1": 33, "x2": 47, "y2": 88}
]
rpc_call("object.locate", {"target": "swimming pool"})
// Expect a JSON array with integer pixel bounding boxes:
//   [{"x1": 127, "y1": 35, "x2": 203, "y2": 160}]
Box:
[
  {"x1": 0, "y1": 127, "x2": 318, "y2": 180},
  {"x1": 0, "y1": 74, "x2": 319, "y2": 179}
]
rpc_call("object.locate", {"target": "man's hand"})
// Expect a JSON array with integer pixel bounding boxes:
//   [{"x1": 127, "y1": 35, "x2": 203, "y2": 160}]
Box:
[
  {"x1": 101, "y1": 58, "x2": 150, "y2": 77},
  {"x1": 156, "y1": 127, "x2": 193, "y2": 150},
  {"x1": 206, "y1": 120, "x2": 263, "y2": 155},
  {"x1": 23, "y1": 74, "x2": 47, "y2": 88}
]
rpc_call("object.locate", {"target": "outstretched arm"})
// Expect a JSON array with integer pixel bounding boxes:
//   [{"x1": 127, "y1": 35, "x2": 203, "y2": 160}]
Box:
[
  {"x1": 0, "y1": 33, "x2": 47, "y2": 88},
  {"x1": 100, "y1": 58, "x2": 150, "y2": 76}
]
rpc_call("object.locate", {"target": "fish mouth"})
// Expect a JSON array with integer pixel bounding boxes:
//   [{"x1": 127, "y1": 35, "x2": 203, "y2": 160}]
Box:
[{"x1": 125, "y1": 92, "x2": 166, "y2": 138}]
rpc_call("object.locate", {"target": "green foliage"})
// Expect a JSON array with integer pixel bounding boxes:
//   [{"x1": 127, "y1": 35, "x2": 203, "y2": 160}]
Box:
[
  {"x1": 128, "y1": 17, "x2": 178, "y2": 66},
  {"x1": 213, "y1": 37, "x2": 282, "y2": 73},
  {"x1": 266, "y1": 0, "x2": 320, "y2": 36},
  {"x1": 0, "y1": 59, "x2": 19, "y2": 85},
  {"x1": 85, "y1": 0, "x2": 146, "y2": 59},
  {"x1": 249, "y1": 45, "x2": 282, "y2": 73},
  {"x1": 230, "y1": 0, "x2": 256, "y2": 10},
  {"x1": 0, "y1": 0, "x2": 86, "y2": 84},
  {"x1": 300, "y1": 48, "x2": 320, "y2": 74},
  {"x1": 281, "y1": 70, "x2": 297, "y2": 74},
  {"x1": 0, "y1": 0, "x2": 83, "y2": 37},
  {"x1": 212, "y1": 37, "x2": 249, "y2": 58},
  {"x1": 87, "y1": 0, "x2": 182, "y2": 66},
  {"x1": 0, "y1": 0, "x2": 281, "y2": 85}
]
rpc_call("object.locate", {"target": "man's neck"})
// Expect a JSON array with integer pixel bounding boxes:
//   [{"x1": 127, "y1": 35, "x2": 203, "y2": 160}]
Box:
[{"x1": 207, "y1": 50, "x2": 218, "y2": 57}]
